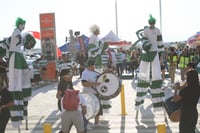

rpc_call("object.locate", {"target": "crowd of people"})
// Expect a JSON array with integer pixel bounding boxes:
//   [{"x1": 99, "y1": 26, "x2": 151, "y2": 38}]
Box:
[{"x1": 55, "y1": 18, "x2": 200, "y2": 133}]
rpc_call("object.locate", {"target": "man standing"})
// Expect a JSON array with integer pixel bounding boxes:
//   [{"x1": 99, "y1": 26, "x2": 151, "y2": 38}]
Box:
[
  {"x1": 69, "y1": 29, "x2": 78, "y2": 61},
  {"x1": 81, "y1": 59, "x2": 103, "y2": 127},
  {"x1": 167, "y1": 48, "x2": 178, "y2": 83},
  {"x1": 135, "y1": 15, "x2": 165, "y2": 117},
  {"x1": 58, "y1": 53, "x2": 73, "y2": 79},
  {"x1": 76, "y1": 51, "x2": 87, "y2": 79}
]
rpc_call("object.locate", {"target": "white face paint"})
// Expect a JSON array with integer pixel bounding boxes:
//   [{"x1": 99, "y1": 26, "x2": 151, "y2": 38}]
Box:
[{"x1": 18, "y1": 24, "x2": 25, "y2": 31}]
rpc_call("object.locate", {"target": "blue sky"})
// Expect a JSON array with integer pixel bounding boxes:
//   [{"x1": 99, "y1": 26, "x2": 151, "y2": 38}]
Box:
[{"x1": 0, "y1": 0, "x2": 200, "y2": 48}]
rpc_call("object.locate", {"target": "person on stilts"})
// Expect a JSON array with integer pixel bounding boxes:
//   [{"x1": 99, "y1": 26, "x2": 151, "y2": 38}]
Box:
[{"x1": 134, "y1": 14, "x2": 165, "y2": 122}]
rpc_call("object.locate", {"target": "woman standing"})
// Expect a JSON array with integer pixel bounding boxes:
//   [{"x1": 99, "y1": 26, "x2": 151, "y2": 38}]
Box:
[
  {"x1": 0, "y1": 73, "x2": 14, "y2": 133},
  {"x1": 174, "y1": 64, "x2": 200, "y2": 133}
]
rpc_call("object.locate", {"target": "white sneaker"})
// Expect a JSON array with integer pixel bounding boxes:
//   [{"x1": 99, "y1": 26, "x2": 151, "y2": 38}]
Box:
[
  {"x1": 86, "y1": 125, "x2": 93, "y2": 130},
  {"x1": 93, "y1": 123, "x2": 105, "y2": 127}
]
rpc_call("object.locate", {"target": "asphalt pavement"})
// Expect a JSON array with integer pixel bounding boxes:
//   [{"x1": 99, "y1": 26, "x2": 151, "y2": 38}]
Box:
[{"x1": 5, "y1": 70, "x2": 200, "y2": 133}]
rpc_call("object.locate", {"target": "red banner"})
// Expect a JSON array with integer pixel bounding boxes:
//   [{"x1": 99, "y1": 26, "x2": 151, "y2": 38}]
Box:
[
  {"x1": 39, "y1": 13, "x2": 56, "y2": 61},
  {"x1": 39, "y1": 13, "x2": 57, "y2": 81},
  {"x1": 40, "y1": 13, "x2": 55, "y2": 29}
]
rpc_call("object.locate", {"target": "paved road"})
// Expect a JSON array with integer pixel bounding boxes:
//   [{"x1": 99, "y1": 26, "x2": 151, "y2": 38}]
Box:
[{"x1": 6, "y1": 72, "x2": 200, "y2": 133}]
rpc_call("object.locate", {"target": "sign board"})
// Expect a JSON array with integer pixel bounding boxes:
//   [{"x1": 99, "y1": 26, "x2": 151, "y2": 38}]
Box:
[
  {"x1": 39, "y1": 13, "x2": 57, "y2": 80},
  {"x1": 40, "y1": 13, "x2": 57, "y2": 60}
]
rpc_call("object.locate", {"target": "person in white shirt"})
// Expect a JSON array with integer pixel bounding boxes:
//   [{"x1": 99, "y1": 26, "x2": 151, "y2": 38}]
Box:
[
  {"x1": 110, "y1": 49, "x2": 117, "y2": 72},
  {"x1": 81, "y1": 59, "x2": 103, "y2": 127}
]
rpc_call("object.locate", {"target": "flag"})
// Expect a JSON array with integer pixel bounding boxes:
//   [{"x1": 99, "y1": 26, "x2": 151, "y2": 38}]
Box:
[{"x1": 28, "y1": 31, "x2": 40, "y2": 39}]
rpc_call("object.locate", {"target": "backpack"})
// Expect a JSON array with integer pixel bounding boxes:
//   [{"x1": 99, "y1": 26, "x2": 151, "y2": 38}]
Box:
[{"x1": 62, "y1": 89, "x2": 80, "y2": 111}]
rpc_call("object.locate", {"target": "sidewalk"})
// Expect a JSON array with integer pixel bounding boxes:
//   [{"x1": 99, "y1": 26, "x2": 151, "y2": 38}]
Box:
[{"x1": 6, "y1": 71, "x2": 200, "y2": 133}]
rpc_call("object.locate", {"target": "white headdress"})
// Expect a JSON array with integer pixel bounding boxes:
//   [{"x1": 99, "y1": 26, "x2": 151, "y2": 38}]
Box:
[{"x1": 90, "y1": 24, "x2": 100, "y2": 33}]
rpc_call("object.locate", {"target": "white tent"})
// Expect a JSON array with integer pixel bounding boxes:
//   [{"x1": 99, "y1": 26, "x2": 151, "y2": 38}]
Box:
[
  {"x1": 101, "y1": 30, "x2": 131, "y2": 48},
  {"x1": 101, "y1": 30, "x2": 121, "y2": 42}
]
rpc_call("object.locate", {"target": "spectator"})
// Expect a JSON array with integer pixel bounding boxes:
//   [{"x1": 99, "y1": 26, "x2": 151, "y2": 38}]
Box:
[
  {"x1": 76, "y1": 51, "x2": 87, "y2": 79},
  {"x1": 179, "y1": 49, "x2": 191, "y2": 81},
  {"x1": 60, "y1": 92, "x2": 86, "y2": 133},
  {"x1": 56, "y1": 70, "x2": 88, "y2": 132},
  {"x1": 58, "y1": 53, "x2": 73, "y2": 80},
  {"x1": 173, "y1": 64, "x2": 200, "y2": 133},
  {"x1": 0, "y1": 69, "x2": 14, "y2": 133},
  {"x1": 167, "y1": 48, "x2": 178, "y2": 83}
]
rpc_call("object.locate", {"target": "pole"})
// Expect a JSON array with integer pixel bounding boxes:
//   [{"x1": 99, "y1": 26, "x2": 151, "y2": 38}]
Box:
[
  {"x1": 115, "y1": 0, "x2": 118, "y2": 37},
  {"x1": 159, "y1": 0, "x2": 162, "y2": 33},
  {"x1": 157, "y1": 124, "x2": 166, "y2": 133},
  {"x1": 120, "y1": 84, "x2": 126, "y2": 115},
  {"x1": 43, "y1": 123, "x2": 52, "y2": 133}
]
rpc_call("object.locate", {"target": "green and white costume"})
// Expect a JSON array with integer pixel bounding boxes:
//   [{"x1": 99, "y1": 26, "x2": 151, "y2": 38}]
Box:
[
  {"x1": 87, "y1": 25, "x2": 110, "y2": 112},
  {"x1": 8, "y1": 18, "x2": 32, "y2": 128},
  {"x1": 135, "y1": 15, "x2": 165, "y2": 112}
]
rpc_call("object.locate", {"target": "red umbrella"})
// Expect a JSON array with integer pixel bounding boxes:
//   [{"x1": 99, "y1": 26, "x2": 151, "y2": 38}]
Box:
[{"x1": 187, "y1": 32, "x2": 200, "y2": 47}]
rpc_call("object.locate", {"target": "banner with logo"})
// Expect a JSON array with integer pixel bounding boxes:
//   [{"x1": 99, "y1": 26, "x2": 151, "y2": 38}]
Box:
[
  {"x1": 40, "y1": 13, "x2": 56, "y2": 60},
  {"x1": 39, "y1": 13, "x2": 57, "y2": 80}
]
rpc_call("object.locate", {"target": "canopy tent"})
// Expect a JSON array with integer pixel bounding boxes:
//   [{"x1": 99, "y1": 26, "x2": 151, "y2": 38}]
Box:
[
  {"x1": 187, "y1": 31, "x2": 200, "y2": 48},
  {"x1": 101, "y1": 30, "x2": 132, "y2": 48},
  {"x1": 101, "y1": 30, "x2": 121, "y2": 42},
  {"x1": 59, "y1": 42, "x2": 69, "y2": 52},
  {"x1": 59, "y1": 34, "x2": 90, "y2": 52}
]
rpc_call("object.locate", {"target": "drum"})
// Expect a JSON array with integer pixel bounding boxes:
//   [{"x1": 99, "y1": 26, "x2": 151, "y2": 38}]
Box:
[
  {"x1": 23, "y1": 34, "x2": 36, "y2": 49},
  {"x1": 163, "y1": 96, "x2": 181, "y2": 122},
  {"x1": 80, "y1": 93, "x2": 100, "y2": 120},
  {"x1": 95, "y1": 72, "x2": 121, "y2": 100},
  {"x1": 196, "y1": 62, "x2": 200, "y2": 73}
]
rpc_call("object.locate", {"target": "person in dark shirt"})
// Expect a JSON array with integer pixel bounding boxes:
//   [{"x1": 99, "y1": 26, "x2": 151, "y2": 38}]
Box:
[
  {"x1": 174, "y1": 63, "x2": 200, "y2": 133},
  {"x1": 0, "y1": 73, "x2": 14, "y2": 133},
  {"x1": 56, "y1": 69, "x2": 88, "y2": 133},
  {"x1": 56, "y1": 69, "x2": 74, "y2": 111},
  {"x1": 76, "y1": 51, "x2": 87, "y2": 79}
]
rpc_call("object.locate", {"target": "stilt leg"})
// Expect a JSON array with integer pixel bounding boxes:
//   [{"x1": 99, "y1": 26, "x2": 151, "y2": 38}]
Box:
[
  {"x1": 135, "y1": 110, "x2": 139, "y2": 119},
  {"x1": 25, "y1": 117, "x2": 28, "y2": 130},
  {"x1": 163, "y1": 107, "x2": 168, "y2": 124},
  {"x1": 18, "y1": 126, "x2": 21, "y2": 133}
]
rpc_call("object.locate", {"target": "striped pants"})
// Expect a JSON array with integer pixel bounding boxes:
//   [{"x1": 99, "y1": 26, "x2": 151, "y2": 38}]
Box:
[{"x1": 135, "y1": 53, "x2": 164, "y2": 111}]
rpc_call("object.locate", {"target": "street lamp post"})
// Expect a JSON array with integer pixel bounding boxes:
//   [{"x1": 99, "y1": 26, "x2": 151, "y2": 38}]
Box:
[
  {"x1": 115, "y1": 0, "x2": 118, "y2": 37},
  {"x1": 159, "y1": 0, "x2": 162, "y2": 33}
]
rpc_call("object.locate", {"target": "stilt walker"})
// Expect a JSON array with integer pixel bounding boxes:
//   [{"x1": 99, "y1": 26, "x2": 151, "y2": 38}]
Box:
[
  {"x1": 87, "y1": 24, "x2": 110, "y2": 113},
  {"x1": 134, "y1": 15, "x2": 165, "y2": 119},
  {"x1": 8, "y1": 17, "x2": 35, "y2": 130},
  {"x1": 87, "y1": 24, "x2": 108, "y2": 73}
]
